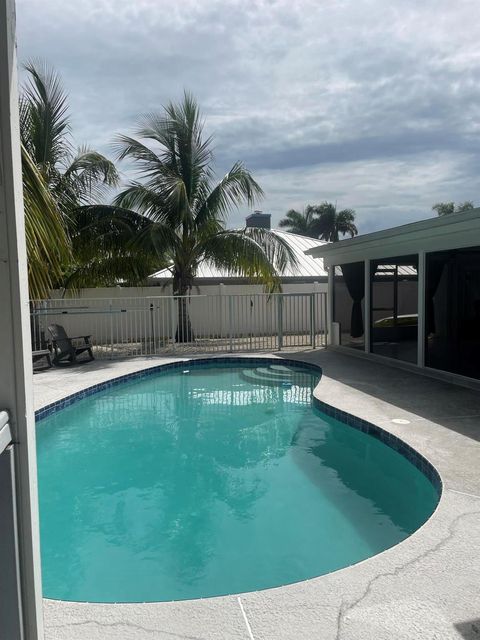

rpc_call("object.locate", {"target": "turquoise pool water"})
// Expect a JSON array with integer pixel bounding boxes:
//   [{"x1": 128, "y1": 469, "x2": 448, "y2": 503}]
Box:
[{"x1": 36, "y1": 362, "x2": 439, "y2": 602}]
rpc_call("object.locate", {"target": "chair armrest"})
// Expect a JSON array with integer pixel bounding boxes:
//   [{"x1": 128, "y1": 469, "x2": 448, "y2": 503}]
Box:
[{"x1": 70, "y1": 335, "x2": 92, "y2": 342}]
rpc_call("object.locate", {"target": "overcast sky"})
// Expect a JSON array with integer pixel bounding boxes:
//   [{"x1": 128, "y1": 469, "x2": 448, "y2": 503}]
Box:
[{"x1": 16, "y1": 0, "x2": 480, "y2": 233}]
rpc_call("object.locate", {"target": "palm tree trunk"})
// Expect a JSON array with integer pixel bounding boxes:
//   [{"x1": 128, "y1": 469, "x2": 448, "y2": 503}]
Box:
[{"x1": 174, "y1": 282, "x2": 195, "y2": 343}]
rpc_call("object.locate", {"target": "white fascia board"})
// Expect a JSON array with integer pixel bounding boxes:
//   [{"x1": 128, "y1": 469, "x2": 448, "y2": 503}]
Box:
[{"x1": 306, "y1": 210, "x2": 480, "y2": 266}]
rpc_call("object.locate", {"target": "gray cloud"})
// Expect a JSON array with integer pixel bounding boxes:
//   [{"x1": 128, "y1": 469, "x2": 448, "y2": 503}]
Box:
[{"x1": 16, "y1": 0, "x2": 480, "y2": 232}]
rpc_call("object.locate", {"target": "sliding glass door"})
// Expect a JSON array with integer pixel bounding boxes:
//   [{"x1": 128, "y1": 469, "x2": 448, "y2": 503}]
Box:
[
  {"x1": 370, "y1": 256, "x2": 418, "y2": 364},
  {"x1": 426, "y1": 246, "x2": 480, "y2": 380}
]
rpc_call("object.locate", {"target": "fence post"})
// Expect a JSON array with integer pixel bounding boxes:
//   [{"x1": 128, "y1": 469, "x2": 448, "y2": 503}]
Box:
[
  {"x1": 170, "y1": 297, "x2": 176, "y2": 351},
  {"x1": 219, "y1": 283, "x2": 224, "y2": 339},
  {"x1": 42, "y1": 299, "x2": 48, "y2": 350},
  {"x1": 109, "y1": 299, "x2": 114, "y2": 359},
  {"x1": 228, "y1": 296, "x2": 234, "y2": 352},
  {"x1": 149, "y1": 302, "x2": 155, "y2": 354},
  {"x1": 277, "y1": 295, "x2": 283, "y2": 351}
]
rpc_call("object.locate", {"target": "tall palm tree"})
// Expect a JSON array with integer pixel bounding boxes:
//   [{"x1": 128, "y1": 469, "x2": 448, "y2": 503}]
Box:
[
  {"x1": 278, "y1": 205, "x2": 320, "y2": 238},
  {"x1": 312, "y1": 202, "x2": 358, "y2": 242},
  {"x1": 20, "y1": 61, "x2": 154, "y2": 293},
  {"x1": 113, "y1": 93, "x2": 297, "y2": 341}
]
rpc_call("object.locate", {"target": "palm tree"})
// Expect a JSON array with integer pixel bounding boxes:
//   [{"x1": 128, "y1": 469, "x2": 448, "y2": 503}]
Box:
[
  {"x1": 432, "y1": 201, "x2": 475, "y2": 216},
  {"x1": 20, "y1": 61, "x2": 154, "y2": 293},
  {"x1": 113, "y1": 93, "x2": 297, "y2": 341},
  {"x1": 312, "y1": 202, "x2": 358, "y2": 242},
  {"x1": 278, "y1": 205, "x2": 320, "y2": 237}
]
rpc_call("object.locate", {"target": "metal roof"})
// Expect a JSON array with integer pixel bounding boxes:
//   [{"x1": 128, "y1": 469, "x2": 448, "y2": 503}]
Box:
[{"x1": 149, "y1": 230, "x2": 328, "y2": 281}]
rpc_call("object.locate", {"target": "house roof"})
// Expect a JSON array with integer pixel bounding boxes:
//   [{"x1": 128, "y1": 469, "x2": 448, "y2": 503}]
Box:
[
  {"x1": 305, "y1": 208, "x2": 480, "y2": 267},
  {"x1": 149, "y1": 230, "x2": 328, "y2": 282}
]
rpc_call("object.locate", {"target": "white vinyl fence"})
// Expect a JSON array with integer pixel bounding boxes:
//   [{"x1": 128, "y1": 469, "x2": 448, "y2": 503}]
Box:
[{"x1": 31, "y1": 293, "x2": 327, "y2": 359}]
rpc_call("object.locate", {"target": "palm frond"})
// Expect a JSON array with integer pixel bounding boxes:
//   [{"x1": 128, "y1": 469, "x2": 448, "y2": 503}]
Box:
[
  {"x1": 197, "y1": 227, "x2": 298, "y2": 292},
  {"x1": 63, "y1": 204, "x2": 160, "y2": 290},
  {"x1": 63, "y1": 147, "x2": 119, "y2": 204},
  {"x1": 63, "y1": 253, "x2": 157, "y2": 291},
  {"x1": 22, "y1": 144, "x2": 71, "y2": 299},
  {"x1": 196, "y1": 162, "x2": 264, "y2": 227},
  {"x1": 336, "y1": 208, "x2": 358, "y2": 237},
  {"x1": 278, "y1": 206, "x2": 323, "y2": 238},
  {"x1": 278, "y1": 209, "x2": 308, "y2": 234},
  {"x1": 112, "y1": 134, "x2": 165, "y2": 175},
  {"x1": 22, "y1": 59, "x2": 71, "y2": 172}
]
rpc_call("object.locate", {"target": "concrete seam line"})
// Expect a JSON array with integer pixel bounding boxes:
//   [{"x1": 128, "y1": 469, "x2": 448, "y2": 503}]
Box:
[
  {"x1": 237, "y1": 596, "x2": 255, "y2": 640},
  {"x1": 448, "y1": 488, "x2": 480, "y2": 500}
]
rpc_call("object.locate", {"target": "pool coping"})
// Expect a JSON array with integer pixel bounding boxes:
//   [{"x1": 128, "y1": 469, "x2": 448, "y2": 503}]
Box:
[{"x1": 34, "y1": 354, "x2": 480, "y2": 640}]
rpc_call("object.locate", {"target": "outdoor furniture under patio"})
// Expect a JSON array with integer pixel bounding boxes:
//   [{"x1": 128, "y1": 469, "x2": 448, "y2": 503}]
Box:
[{"x1": 48, "y1": 324, "x2": 94, "y2": 365}]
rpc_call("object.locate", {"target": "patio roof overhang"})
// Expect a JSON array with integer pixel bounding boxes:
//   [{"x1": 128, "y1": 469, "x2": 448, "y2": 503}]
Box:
[{"x1": 305, "y1": 208, "x2": 480, "y2": 266}]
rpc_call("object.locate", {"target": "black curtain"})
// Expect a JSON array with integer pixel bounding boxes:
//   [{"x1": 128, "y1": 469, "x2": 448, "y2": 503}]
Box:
[
  {"x1": 426, "y1": 257, "x2": 445, "y2": 335},
  {"x1": 341, "y1": 262, "x2": 365, "y2": 338}
]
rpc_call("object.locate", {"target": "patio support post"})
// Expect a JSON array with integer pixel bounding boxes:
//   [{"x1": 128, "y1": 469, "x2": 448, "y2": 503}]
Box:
[
  {"x1": 0, "y1": 0, "x2": 44, "y2": 638},
  {"x1": 417, "y1": 251, "x2": 426, "y2": 367},
  {"x1": 327, "y1": 266, "x2": 334, "y2": 345},
  {"x1": 364, "y1": 259, "x2": 371, "y2": 353}
]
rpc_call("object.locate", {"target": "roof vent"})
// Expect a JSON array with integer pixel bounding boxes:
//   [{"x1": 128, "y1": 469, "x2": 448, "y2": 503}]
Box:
[{"x1": 245, "y1": 210, "x2": 271, "y2": 230}]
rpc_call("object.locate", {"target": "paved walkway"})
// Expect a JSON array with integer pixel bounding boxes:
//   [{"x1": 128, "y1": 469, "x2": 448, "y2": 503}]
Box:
[{"x1": 33, "y1": 350, "x2": 480, "y2": 640}]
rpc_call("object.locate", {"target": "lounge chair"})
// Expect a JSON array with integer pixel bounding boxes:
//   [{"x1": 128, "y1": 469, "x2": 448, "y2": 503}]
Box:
[{"x1": 48, "y1": 324, "x2": 94, "y2": 365}]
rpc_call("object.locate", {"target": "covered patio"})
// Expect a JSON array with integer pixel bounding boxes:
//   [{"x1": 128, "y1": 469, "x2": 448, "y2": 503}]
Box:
[{"x1": 306, "y1": 211, "x2": 480, "y2": 387}]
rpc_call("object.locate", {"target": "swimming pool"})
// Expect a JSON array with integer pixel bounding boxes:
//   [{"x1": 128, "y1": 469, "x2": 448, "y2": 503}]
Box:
[{"x1": 36, "y1": 359, "x2": 440, "y2": 603}]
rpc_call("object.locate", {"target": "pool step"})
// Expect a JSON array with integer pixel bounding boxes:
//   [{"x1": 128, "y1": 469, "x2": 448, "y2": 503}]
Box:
[
  {"x1": 269, "y1": 365, "x2": 297, "y2": 373},
  {"x1": 255, "y1": 367, "x2": 297, "y2": 380},
  {"x1": 240, "y1": 368, "x2": 295, "y2": 387}
]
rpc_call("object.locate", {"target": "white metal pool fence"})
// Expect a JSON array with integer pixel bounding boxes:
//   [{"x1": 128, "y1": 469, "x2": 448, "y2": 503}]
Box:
[{"x1": 30, "y1": 292, "x2": 327, "y2": 359}]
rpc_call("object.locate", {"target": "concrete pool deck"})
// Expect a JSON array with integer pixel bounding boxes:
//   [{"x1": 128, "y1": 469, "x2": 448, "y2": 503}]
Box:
[{"x1": 33, "y1": 350, "x2": 480, "y2": 640}]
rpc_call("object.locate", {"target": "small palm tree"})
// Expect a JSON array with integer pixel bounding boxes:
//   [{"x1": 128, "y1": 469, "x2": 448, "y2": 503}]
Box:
[
  {"x1": 113, "y1": 93, "x2": 297, "y2": 341},
  {"x1": 20, "y1": 61, "x2": 154, "y2": 292},
  {"x1": 432, "y1": 201, "x2": 474, "y2": 216},
  {"x1": 278, "y1": 205, "x2": 321, "y2": 238},
  {"x1": 312, "y1": 202, "x2": 358, "y2": 242}
]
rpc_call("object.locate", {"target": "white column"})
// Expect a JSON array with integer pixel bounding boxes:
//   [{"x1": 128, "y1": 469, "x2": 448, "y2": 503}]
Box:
[
  {"x1": 0, "y1": 0, "x2": 44, "y2": 638},
  {"x1": 327, "y1": 266, "x2": 334, "y2": 345},
  {"x1": 417, "y1": 251, "x2": 426, "y2": 367},
  {"x1": 364, "y1": 259, "x2": 371, "y2": 353}
]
